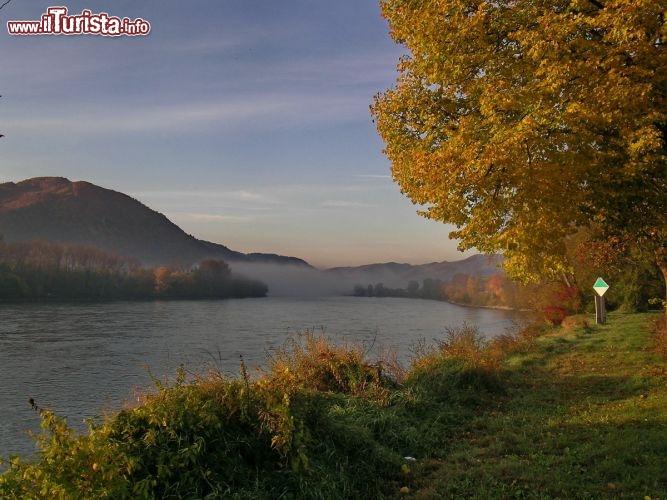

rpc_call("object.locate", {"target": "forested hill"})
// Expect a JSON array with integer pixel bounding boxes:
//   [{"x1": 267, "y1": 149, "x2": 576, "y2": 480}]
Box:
[
  {"x1": 0, "y1": 177, "x2": 310, "y2": 268},
  {"x1": 326, "y1": 254, "x2": 504, "y2": 286}
]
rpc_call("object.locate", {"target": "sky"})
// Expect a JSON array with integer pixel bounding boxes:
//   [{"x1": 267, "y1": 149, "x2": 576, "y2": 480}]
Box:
[{"x1": 0, "y1": 1, "x2": 474, "y2": 268}]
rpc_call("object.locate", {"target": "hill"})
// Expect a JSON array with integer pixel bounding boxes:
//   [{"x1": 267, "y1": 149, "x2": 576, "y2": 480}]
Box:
[
  {"x1": 326, "y1": 253, "x2": 504, "y2": 288},
  {"x1": 0, "y1": 177, "x2": 310, "y2": 268},
  {"x1": 0, "y1": 177, "x2": 504, "y2": 296}
]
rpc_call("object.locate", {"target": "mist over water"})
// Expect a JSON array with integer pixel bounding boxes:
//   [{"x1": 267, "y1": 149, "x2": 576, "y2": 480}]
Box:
[
  {"x1": 230, "y1": 263, "x2": 351, "y2": 296},
  {"x1": 228, "y1": 261, "x2": 464, "y2": 297}
]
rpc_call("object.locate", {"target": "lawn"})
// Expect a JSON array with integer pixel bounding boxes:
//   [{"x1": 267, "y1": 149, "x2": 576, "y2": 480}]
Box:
[{"x1": 408, "y1": 312, "x2": 667, "y2": 499}]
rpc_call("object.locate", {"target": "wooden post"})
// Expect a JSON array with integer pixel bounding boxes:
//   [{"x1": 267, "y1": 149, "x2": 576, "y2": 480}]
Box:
[
  {"x1": 593, "y1": 277, "x2": 609, "y2": 325},
  {"x1": 595, "y1": 294, "x2": 606, "y2": 325}
]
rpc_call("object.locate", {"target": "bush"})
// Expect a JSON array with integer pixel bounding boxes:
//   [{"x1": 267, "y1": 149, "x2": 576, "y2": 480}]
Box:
[
  {"x1": 411, "y1": 323, "x2": 497, "y2": 372},
  {"x1": 263, "y1": 331, "x2": 394, "y2": 404},
  {"x1": 406, "y1": 324, "x2": 505, "y2": 411},
  {"x1": 487, "y1": 322, "x2": 541, "y2": 359},
  {"x1": 0, "y1": 336, "x2": 406, "y2": 499},
  {"x1": 0, "y1": 327, "x2": 511, "y2": 498}
]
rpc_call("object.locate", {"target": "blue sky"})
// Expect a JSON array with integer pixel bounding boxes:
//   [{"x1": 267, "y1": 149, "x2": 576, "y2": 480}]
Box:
[{"x1": 0, "y1": 1, "x2": 473, "y2": 267}]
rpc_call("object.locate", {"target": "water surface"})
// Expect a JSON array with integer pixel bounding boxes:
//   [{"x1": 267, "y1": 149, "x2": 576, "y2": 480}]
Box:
[{"x1": 0, "y1": 296, "x2": 518, "y2": 457}]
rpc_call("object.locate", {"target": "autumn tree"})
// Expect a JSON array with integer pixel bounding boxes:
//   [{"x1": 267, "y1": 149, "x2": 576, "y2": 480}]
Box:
[
  {"x1": 193, "y1": 259, "x2": 232, "y2": 296},
  {"x1": 485, "y1": 274, "x2": 507, "y2": 305},
  {"x1": 372, "y1": 0, "x2": 667, "y2": 304},
  {"x1": 407, "y1": 279, "x2": 420, "y2": 296},
  {"x1": 153, "y1": 266, "x2": 172, "y2": 295},
  {"x1": 568, "y1": 227, "x2": 665, "y2": 310}
]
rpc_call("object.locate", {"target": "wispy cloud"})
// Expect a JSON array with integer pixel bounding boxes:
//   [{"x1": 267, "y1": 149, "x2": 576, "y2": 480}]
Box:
[
  {"x1": 130, "y1": 189, "x2": 283, "y2": 206},
  {"x1": 164, "y1": 30, "x2": 268, "y2": 55},
  {"x1": 171, "y1": 212, "x2": 252, "y2": 223},
  {"x1": 7, "y1": 92, "x2": 365, "y2": 136},
  {"x1": 245, "y1": 50, "x2": 399, "y2": 88},
  {"x1": 353, "y1": 174, "x2": 392, "y2": 179},
  {"x1": 3, "y1": 36, "x2": 396, "y2": 136},
  {"x1": 321, "y1": 200, "x2": 377, "y2": 208},
  {"x1": 231, "y1": 190, "x2": 277, "y2": 203}
]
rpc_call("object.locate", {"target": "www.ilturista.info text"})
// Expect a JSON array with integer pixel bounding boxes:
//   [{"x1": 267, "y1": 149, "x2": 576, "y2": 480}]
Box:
[{"x1": 7, "y1": 7, "x2": 150, "y2": 36}]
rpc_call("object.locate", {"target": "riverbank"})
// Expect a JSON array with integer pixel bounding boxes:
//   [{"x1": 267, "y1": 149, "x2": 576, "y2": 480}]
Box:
[
  {"x1": 445, "y1": 297, "x2": 529, "y2": 312},
  {"x1": 407, "y1": 312, "x2": 667, "y2": 498},
  {"x1": 1, "y1": 312, "x2": 665, "y2": 498}
]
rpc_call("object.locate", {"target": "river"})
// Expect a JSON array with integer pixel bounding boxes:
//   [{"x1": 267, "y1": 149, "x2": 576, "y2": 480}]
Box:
[{"x1": 0, "y1": 296, "x2": 519, "y2": 457}]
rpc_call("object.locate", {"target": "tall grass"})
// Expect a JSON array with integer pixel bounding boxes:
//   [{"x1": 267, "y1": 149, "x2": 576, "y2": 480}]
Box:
[
  {"x1": 13, "y1": 313, "x2": 667, "y2": 498},
  {"x1": 0, "y1": 324, "x2": 528, "y2": 499}
]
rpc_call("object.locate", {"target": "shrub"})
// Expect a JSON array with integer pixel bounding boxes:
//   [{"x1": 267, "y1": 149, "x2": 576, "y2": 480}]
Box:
[
  {"x1": 264, "y1": 331, "x2": 394, "y2": 405},
  {"x1": 411, "y1": 323, "x2": 496, "y2": 372},
  {"x1": 407, "y1": 324, "x2": 505, "y2": 407},
  {"x1": 0, "y1": 327, "x2": 514, "y2": 498},
  {"x1": 487, "y1": 322, "x2": 541, "y2": 359},
  {"x1": 0, "y1": 335, "x2": 408, "y2": 499}
]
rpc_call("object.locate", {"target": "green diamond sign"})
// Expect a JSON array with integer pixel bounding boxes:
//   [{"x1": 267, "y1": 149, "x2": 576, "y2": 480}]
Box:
[{"x1": 593, "y1": 277, "x2": 609, "y2": 297}]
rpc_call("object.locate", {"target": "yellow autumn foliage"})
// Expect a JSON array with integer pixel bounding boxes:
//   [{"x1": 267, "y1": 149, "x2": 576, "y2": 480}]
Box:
[{"x1": 373, "y1": 0, "x2": 667, "y2": 285}]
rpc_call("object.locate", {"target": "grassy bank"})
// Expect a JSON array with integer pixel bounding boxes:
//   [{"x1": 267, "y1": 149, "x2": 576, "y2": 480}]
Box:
[
  {"x1": 1, "y1": 313, "x2": 666, "y2": 498},
  {"x1": 411, "y1": 312, "x2": 667, "y2": 498}
]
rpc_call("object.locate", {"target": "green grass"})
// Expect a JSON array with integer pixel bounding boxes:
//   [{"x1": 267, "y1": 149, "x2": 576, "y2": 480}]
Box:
[
  {"x1": 408, "y1": 312, "x2": 667, "y2": 499},
  {"x1": 2, "y1": 314, "x2": 666, "y2": 499}
]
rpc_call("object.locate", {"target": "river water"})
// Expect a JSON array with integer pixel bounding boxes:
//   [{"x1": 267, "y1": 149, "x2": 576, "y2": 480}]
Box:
[{"x1": 0, "y1": 296, "x2": 518, "y2": 457}]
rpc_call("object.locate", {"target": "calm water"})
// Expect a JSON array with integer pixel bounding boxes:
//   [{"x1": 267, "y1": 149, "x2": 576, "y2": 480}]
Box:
[{"x1": 0, "y1": 296, "x2": 518, "y2": 457}]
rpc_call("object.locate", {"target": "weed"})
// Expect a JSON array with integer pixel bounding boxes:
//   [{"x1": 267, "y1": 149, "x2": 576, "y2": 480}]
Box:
[
  {"x1": 3, "y1": 315, "x2": 665, "y2": 498},
  {"x1": 264, "y1": 330, "x2": 394, "y2": 405}
]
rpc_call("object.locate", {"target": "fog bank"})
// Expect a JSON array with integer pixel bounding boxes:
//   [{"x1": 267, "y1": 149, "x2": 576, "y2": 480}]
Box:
[{"x1": 230, "y1": 263, "x2": 350, "y2": 297}]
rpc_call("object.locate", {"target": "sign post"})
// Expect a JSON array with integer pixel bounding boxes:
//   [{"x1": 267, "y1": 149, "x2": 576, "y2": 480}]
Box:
[{"x1": 593, "y1": 277, "x2": 609, "y2": 325}]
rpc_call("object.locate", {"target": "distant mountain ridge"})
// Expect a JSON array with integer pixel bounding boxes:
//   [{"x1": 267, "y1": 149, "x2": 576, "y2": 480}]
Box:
[
  {"x1": 325, "y1": 254, "x2": 504, "y2": 288},
  {"x1": 0, "y1": 177, "x2": 502, "y2": 289},
  {"x1": 0, "y1": 177, "x2": 310, "y2": 268}
]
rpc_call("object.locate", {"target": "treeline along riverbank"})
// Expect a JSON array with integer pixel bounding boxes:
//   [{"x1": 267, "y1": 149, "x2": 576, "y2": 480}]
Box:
[
  {"x1": 0, "y1": 239, "x2": 267, "y2": 300},
  {"x1": 353, "y1": 273, "x2": 517, "y2": 309}
]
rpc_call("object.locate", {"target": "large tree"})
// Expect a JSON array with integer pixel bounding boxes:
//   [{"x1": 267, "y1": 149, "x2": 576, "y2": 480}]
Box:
[{"x1": 372, "y1": 0, "x2": 667, "y2": 301}]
